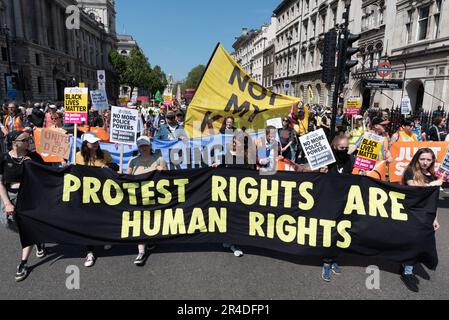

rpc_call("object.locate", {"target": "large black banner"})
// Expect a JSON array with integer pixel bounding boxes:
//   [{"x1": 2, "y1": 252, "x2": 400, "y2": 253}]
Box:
[{"x1": 17, "y1": 162, "x2": 439, "y2": 269}]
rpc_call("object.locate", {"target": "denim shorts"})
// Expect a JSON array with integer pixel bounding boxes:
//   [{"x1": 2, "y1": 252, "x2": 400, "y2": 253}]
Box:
[{"x1": 0, "y1": 191, "x2": 19, "y2": 233}]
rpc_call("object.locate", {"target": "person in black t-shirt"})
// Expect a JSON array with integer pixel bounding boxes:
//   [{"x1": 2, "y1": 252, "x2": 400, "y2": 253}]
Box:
[
  {"x1": 212, "y1": 130, "x2": 257, "y2": 257},
  {"x1": 0, "y1": 131, "x2": 47, "y2": 282},
  {"x1": 400, "y1": 148, "x2": 442, "y2": 293},
  {"x1": 428, "y1": 117, "x2": 447, "y2": 142},
  {"x1": 327, "y1": 136, "x2": 355, "y2": 175}
]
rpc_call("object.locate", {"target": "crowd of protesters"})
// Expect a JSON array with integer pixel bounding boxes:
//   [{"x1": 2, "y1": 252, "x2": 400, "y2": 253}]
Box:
[{"x1": 0, "y1": 98, "x2": 445, "y2": 293}]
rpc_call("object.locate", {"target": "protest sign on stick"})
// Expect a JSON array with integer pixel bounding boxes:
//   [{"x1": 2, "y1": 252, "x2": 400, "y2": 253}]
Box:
[
  {"x1": 110, "y1": 106, "x2": 139, "y2": 172},
  {"x1": 354, "y1": 133, "x2": 383, "y2": 171},
  {"x1": 299, "y1": 129, "x2": 336, "y2": 171},
  {"x1": 40, "y1": 129, "x2": 70, "y2": 160},
  {"x1": 91, "y1": 90, "x2": 109, "y2": 111}
]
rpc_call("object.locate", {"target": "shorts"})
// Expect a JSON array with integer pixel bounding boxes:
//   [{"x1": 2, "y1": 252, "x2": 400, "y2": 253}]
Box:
[{"x1": 0, "y1": 191, "x2": 19, "y2": 233}]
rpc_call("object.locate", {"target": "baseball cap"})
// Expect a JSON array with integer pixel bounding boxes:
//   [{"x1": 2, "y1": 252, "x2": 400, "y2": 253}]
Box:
[
  {"x1": 82, "y1": 132, "x2": 101, "y2": 144},
  {"x1": 49, "y1": 104, "x2": 57, "y2": 109},
  {"x1": 137, "y1": 136, "x2": 152, "y2": 147},
  {"x1": 372, "y1": 117, "x2": 390, "y2": 126},
  {"x1": 355, "y1": 115, "x2": 363, "y2": 120}
]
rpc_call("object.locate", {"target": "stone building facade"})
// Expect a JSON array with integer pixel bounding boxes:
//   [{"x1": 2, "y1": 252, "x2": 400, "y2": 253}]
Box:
[
  {"x1": 387, "y1": 0, "x2": 449, "y2": 112},
  {"x1": 0, "y1": 0, "x2": 118, "y2": 103}
]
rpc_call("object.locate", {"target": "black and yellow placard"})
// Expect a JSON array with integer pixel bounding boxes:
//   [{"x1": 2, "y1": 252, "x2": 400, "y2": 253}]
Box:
[{"x1": 185, "y1": 44, "x2": 300, "y2": 137}]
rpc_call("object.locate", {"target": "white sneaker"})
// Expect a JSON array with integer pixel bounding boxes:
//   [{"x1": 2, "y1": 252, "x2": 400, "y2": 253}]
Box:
[
  {"x1": 84, "y1": 253, "x2": 96, "y2": 268},
  {"x1": 231, "y1": 245, "x2": 243, "y2": 257}
]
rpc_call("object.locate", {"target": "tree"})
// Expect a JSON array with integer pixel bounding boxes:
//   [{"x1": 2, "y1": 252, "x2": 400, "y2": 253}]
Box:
[
  {"x1": 147, "y1": 65, "x2": 168, "y2": 96},
  {"x1": 109, "y1": 51, "x2": 128, "y2": 85},
  {"x1": 110, "y1": 49, "x2": 169, "y2": 99},
  {"x1": 183, "y1": 65, "x2": 206, "y2": 91}
]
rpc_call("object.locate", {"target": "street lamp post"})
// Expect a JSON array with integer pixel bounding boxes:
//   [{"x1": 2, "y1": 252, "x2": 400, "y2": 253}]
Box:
[{"x1": 285, "y1": 34, "x2": 293, "y2": 95}]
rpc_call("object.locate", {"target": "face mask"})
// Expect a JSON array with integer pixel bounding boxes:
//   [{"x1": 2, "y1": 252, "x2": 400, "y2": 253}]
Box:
[{"x1": 334, "y1": 149, "x2": 350, "y2": 163}]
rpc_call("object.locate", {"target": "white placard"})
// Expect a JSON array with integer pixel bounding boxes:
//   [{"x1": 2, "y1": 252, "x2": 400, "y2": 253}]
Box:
[
  {"x1": 267, "y1": 118, "x2": 283, "y2": 129},
  {"x1": 91, "y1": 90, "x2": 109, "y2": 111},
  {"x1": 401, "y1": 97, "x2": 411, "y2": 115},
  {"x1": 110, "y1": 106, "x2": 139, "y2": 144},
  {"x1": 299, "y1": 129, "x2": 336, "y2": 171}
]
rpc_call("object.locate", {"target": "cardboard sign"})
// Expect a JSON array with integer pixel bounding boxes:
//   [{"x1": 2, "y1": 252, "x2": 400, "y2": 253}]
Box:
[
  {"x1": 119, "y1": 97, "x2": 129, "y2": 108},
  {"x1": 299, "y1": 129, "x2": 336, "y2": 171},
  {"x1": 64, "y1": 87, "x2": 88, "y2": 124},
  {"x1": 354, "y1": 133, "x2": 384, "y2": 171},
  {"x1": 440, "y1": 148, "x2": 449, "y2": 173},
  {"x1": 39, "y1": 129, "x2": 70, "y2": 160},
  {"x1": 267, "y1": 118, "x2": 283, "y2": 129},
  {"x1": 401, "y1": 97, "x2": 411, "y2": 115},
  {"x1": 345, "y1": 98, "x2": 361, "y2": 116},
  {"x1": 390, "y1": 142, "x2": 449, "y2": 182},
  {"x1": 91, "y1": 90, "x2": 109, "y2": 111},
  {"x1": 110, "y1": 106, "x2": 139, "y2": 144}
]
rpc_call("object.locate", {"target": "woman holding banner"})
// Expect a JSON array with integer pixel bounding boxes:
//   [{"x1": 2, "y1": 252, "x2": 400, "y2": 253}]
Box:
[
  {"x1": 0, "y1": 131, "x2": 47, "y2": 282},
  {"x1": 213, "y1": 130, "x2": 257, "y2": 257},
  {"x1": 401, "y1": 148, "x2": 442, "y2": 293},
  {"x1": 126, "y1": 136, "x2": 167, "y2": 266},
  {"x1": 75, "y1": 132, "x2": 114, "y2": 268}
]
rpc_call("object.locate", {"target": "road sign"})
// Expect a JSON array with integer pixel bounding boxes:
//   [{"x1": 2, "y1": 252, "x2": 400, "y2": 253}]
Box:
[
  {"x1": 363, "y1": 79, "x2": 403, "y2": 90},
  {"x1": 377, "y1": 60, "x2": 393, "y2": 78},
  {"x1": 284, "y1": 80, "x2": 292, "y2": 93},
  {"x1": 97, "y1": 70, "x2": 106, "y2": 90}
]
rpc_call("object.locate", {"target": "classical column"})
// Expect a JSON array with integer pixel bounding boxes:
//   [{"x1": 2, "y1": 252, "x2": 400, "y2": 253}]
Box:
[{"x1": 12, "y1": 0, "x2": 24, "y2": 38}]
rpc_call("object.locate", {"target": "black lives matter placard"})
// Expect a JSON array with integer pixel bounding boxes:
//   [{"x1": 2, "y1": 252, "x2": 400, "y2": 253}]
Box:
[
  {"x1": 299, "y1": 129, "x2": 336, "y2": 170},
  {"x1": 110, "y1": 106, "x2": 139, "y2": 144},
  {"x1": 17, "y1": 163, "x2": 439, "y2": 269}
]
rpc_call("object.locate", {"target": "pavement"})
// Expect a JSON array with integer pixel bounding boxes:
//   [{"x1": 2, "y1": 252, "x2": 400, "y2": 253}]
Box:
[{"x1": 1, "y1": 194, "x2": 449, "y2": 301}]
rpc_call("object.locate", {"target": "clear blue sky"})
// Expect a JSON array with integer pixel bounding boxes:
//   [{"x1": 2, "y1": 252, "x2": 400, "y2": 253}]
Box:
[{"x1": 116, "y1": 0, "x2": 280, "y2": 81}]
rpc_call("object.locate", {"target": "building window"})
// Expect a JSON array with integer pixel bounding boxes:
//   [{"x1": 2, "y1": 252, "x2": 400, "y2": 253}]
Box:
[
  {"x1": 37, "y1": 77, "x2": 43, "y2": 94},
  {"x1": 406, "y1": 10, "x2": 414, "y2": 44},
  {"x1": 439, "y1": 66, "x2": 446, "y2": 75},
  {"x1": 1, "y1": 47, "x2": 8, "y2": 61},
  {"x1": 434, "y1": 0, "x2": 441, "y2": 39},
  {"x1": 417, "y1": 6, "x2": 430, "y2": 41},
  {"x1": 321, "y1": 14, "x2": 326, "y2": 33},
  {"x1": 332, "y1": 7, "x2": 337, "y2": 27},
  {"x1": 35, "y1": 54, "x2": 41, "y2": 66},
  {"x1": 429, "y1": 68, "x2": 434, "y2": 76}
]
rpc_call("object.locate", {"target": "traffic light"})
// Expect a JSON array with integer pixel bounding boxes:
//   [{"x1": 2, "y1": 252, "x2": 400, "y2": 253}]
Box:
[
  {"x1": 321, "y1": 30, "x2": 337, "y2": 84},
  {"x1": 342, "y1": 31, "x2": 361, "y2": 84}
]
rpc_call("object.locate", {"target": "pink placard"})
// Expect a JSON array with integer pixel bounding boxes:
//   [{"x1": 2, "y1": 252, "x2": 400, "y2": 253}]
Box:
[
  {"x1": 354, "y1": 157, "x2": 376, "y2": 171},
  {"x1": 64, "y1": 112, "x2": 87, "y2": 125},
  {"x1": 345, "y1": 109, "x2": 361, "y2": 116}
]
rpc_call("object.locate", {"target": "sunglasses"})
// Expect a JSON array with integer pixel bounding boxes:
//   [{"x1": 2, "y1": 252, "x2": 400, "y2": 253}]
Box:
[{"x1": 16, "y1": 138, "x2": 31, "y2": 143}]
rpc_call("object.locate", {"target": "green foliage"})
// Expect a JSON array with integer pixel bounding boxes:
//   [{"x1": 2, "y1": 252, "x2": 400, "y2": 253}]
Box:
[
  {"x1": 109, "y1": 48, "x2": 168, "y2": 98},
  {"x1": 183, "y1": 65, "x2": 206, "y2": 91}
]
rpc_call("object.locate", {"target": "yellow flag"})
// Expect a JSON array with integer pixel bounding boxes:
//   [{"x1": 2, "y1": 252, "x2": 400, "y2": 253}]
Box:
[{"x1": 185, "y1": 44, "x2": 300, "y2": 137}]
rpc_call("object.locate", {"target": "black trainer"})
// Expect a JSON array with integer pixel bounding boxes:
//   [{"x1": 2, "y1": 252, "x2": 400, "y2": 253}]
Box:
[
  {"x1": 401, "y1": 274, "x2": 419, "y2": 293},
  {"x1": 134, "y1": 251, "x2": 149, "y2": 267},
  {"x1": 15, "y1": 264, "x2": 29, "y2": 282},
  {"x1": 36, "y1": 244, "x2": 47, "y2": 259}
]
